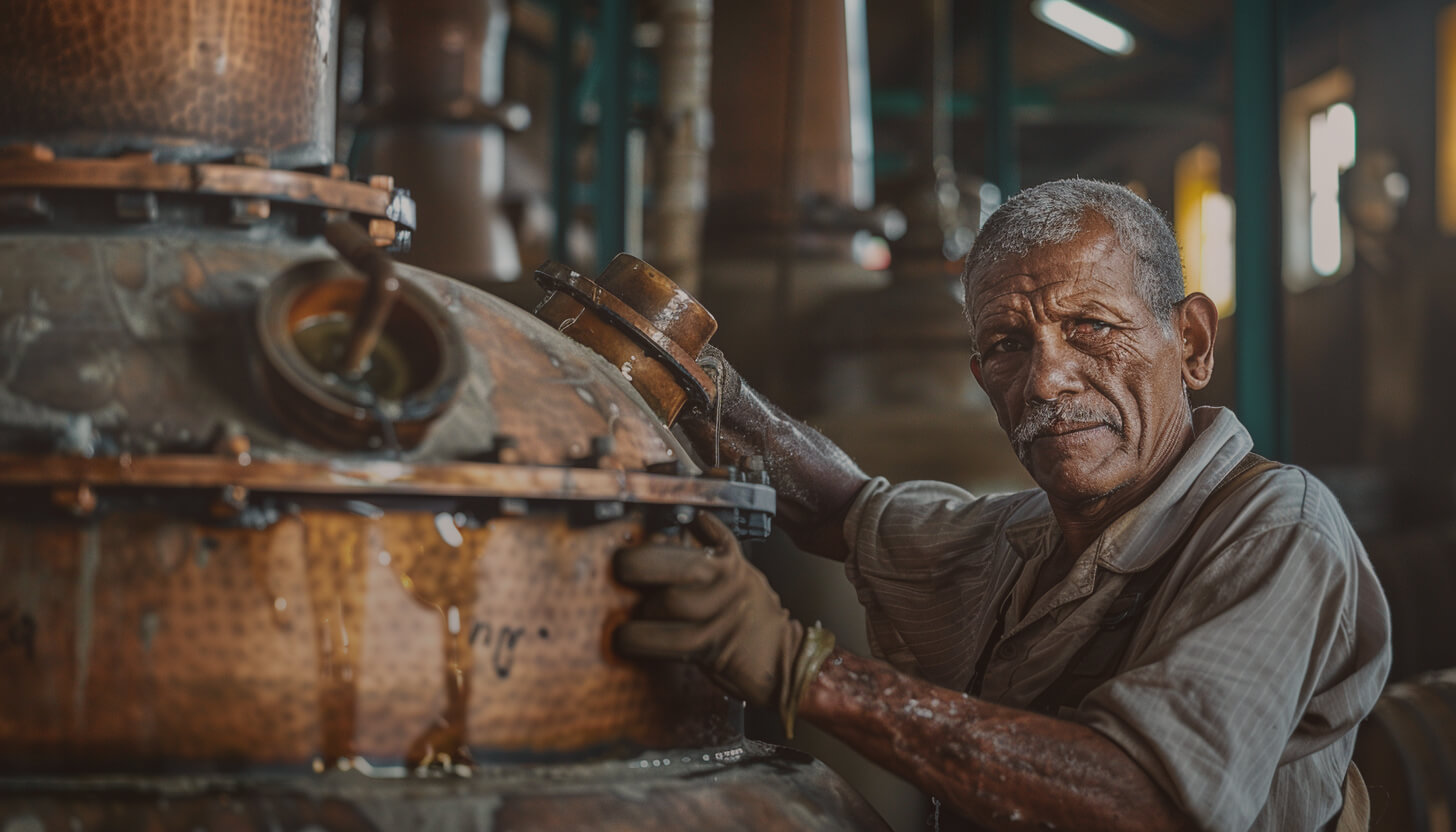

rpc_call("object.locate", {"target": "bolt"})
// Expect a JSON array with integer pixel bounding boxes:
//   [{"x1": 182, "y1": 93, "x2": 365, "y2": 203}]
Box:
[
  {"x1": 591, "y1": 435, "x2": 615, "y2": 458},
  {"x1": 115, "y1": 191, "x2": 158, "y2": 222},
  {"x1": 233, "y1": 150, "x2": 270, "y2": 168},
  {"x1": 703, "y1": 466, "x2": 739, "y2": 481},
  {"x1": 489, "y1": 435, "x2": 522, "y2": 465},
  {"x1": 367, "y1": 218, "x2": 396, "y2": 246},
  {"x1": 229, "y1": 197, "x2": 270, "y2": 224},
  {"x1": 0, "y1": 192, "x2": 52, "y2": 223},
  {"x1": 214, "y1": 427, "x2": 251, "y2": 465},
  {"x1": 0, "y1": 143, "x2": 54, "y2": 162},
  {"x1": 211, "y1": 484, "x2": 249, "y2": 518},
  {"x1": 53, "y1": 484, "x2": 97, "y2": 517}
]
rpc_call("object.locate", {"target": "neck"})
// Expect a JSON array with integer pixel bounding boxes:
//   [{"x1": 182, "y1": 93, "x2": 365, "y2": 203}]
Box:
[{"x1": 1049, "y1": 411, "x2": 1196, "y2": 557}]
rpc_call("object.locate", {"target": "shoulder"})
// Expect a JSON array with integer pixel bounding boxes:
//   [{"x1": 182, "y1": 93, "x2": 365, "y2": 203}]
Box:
[{"x1": 1213, "y1": 462, "x2": 1360, "y2": 552}]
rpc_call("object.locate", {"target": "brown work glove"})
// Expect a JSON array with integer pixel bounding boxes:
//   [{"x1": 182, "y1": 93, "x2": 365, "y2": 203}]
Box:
[
  {"x1": 613, "y1": 512, "x2": 834, "y2": 737},
  {"x1": 684, "y1": 344, "x2": 743, "y2": 422}
]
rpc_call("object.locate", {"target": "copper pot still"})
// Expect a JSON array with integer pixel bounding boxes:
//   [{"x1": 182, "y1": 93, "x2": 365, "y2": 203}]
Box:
[{"x1": 0, "y1": 1, "x2": 888, "y2": 829}]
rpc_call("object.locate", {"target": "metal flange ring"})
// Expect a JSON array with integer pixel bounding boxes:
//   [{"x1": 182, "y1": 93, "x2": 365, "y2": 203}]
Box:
[{"x1": 534, "y1": 261, "x2": 717, "y2": 406}]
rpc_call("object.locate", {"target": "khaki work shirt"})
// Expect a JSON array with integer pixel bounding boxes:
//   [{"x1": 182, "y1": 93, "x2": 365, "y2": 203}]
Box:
[{"x1": 843, "y1": 407, "x2": 1391, "y2": 832}]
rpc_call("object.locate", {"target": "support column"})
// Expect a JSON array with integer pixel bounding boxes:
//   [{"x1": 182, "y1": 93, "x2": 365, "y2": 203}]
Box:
[
  {"x1": 596, "y1": 0, "x2": 633, "y2": 268},
  {"x1": 1232, "y1": 0, "x2": 1287, "y2": 457},
  {"x1": 550, "y1": 0, "x2": 581, "y2": 262},
  {"x1": 985, "y1": 0, "x2": 1018, "y2": 198}
]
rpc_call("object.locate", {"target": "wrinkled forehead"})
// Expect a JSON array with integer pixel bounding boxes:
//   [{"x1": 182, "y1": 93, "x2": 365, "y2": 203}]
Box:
[{"x1": 964, "y1": 227, "x2": 1136, "y2": 319}]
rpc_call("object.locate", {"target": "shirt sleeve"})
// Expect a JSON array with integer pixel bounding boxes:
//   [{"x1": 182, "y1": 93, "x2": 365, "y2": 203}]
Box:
[
  {"x1": 1075, "y1": 518, "x2": 1392, "y2": 832},
  {"x1": 841, "y1": 478, "x2": 1023, "y2": 686}
]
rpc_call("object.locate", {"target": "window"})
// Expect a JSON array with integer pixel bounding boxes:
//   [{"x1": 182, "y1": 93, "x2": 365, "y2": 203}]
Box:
[
  {"x1": 1281, "y1": 69, "x2": 1354, "y2": 291},
  {"x1": 1174, "y1": 143, "x2": 1236, "y2": 317},
  {"x1": 1308, "y1": 102, "x2": 1357, "y2": 277}
]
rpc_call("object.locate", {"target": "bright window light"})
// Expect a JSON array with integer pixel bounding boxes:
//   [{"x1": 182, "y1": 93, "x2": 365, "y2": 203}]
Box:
[
  {"x1": 1174, "y1": 143, "x2": 1235, "y2": 317},
  {"x1": 1309, "y1": 101, "x2": 1356, "y2": 277},
  {"x1": 1031, "y1": 0, "x2": 1135, "y2": 56}
]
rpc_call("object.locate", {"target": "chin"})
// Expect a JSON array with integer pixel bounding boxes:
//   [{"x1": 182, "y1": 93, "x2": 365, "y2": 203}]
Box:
[{"x1": 1031, "y1": 456, "x2": 1130, "y2": 505}]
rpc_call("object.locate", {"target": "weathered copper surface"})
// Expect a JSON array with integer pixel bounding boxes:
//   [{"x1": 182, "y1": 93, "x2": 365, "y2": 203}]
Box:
[
  {"x1": 535, "y1": 255, "x2": 718, "y2": 424},
  {"x1": 0, "y1": 0, "x2": 339, "y2": 167},
  {"x1": 0, "y1": 145, "x2": 415, "y2": 248},
  {"x1": 0, "y1": 505, "x2": 742, "y2": 773},
  {"x1": 0, "y1": 232, "x2": 690, "y2": 470},
  {"x1": 0, "y1": 743, "x2": 892, "y2": 831},
  {"x1": 257, "y1": 258, "x2": 464, "y2": 450},
  {"x1": 0, "y1": 456, "x2": 774, "y2": 512}
]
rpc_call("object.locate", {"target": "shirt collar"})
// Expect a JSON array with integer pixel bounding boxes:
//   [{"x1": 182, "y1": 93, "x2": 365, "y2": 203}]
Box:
[{"x1": 1001, "y1": 406, "x2": 1254, "y2": 572}]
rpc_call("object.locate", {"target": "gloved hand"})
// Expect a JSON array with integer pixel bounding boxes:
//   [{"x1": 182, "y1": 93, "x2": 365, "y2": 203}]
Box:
[
  {"x1": 613, "y1": 512, "x2": 834, "y2": 736},
  {"x1": 685, "y1": 344, "x2": 743, "y2": 422}
]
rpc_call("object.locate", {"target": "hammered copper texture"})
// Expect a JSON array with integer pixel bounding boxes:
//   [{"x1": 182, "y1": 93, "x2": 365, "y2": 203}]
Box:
[
  {"x1": 0, "y1": 508, "x2": 738, "y2": 774},
  {"x1": 0, "y1": 232, "x2": 688, "y2": 471},
  {"x1": 0, "y1": 0, "x2": 338, "y2": 165}
]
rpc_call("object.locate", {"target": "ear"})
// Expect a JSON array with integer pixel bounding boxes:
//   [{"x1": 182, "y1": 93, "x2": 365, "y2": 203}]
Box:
[
  {"x1": 970, "y1": 352, "x2": 985, "y2": 387},
  {"x1": 1176, "y1": 293, "x2": 1218, "y2": 390}
]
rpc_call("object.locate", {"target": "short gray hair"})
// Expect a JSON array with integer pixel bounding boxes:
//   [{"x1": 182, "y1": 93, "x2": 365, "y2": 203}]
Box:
[{"x1": 960, "y1": 179, "x2": 1185, "y2": 336}]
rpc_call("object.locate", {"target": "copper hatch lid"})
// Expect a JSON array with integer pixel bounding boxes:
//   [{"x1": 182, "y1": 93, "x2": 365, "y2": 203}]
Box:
[{"x1": 535, "y1": 254, "x2": 718, "y2": 425}]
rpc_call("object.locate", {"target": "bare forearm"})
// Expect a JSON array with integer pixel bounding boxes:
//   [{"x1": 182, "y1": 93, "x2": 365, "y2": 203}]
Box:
[
  {"x1": 799, "y1": 648, "x2": 1193, "y2": 832},
  {"x1": 679, "y1": 382, "x2": 868, "y2": 560}
]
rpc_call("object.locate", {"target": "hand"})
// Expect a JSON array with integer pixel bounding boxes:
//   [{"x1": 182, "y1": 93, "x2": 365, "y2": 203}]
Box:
[
  {"x1": 613, "y1": 513, "x2": 834, "y2": 735},
  {"x1": 614, "y1": 512, "x2": 798, "y2": 708},
  {"x1": 684, "y1": 344, "x2": 742, "y2": 423}
]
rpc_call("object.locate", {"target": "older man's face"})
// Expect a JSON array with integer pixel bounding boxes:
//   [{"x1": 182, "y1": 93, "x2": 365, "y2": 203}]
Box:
[{"x1": 968, "y1": 224, "x2": 1191, "y2": 505}]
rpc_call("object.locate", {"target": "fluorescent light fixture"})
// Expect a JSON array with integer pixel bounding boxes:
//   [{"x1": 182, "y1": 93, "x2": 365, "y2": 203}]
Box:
[{"x1": 1031, "y1": 0, "x2": 1136, "y2": 56}]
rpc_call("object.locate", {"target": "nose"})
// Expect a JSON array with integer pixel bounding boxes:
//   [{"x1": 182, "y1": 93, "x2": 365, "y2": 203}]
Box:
[{"x1": 1022, "y1": 334, "x2": 1085, "y2": 404}]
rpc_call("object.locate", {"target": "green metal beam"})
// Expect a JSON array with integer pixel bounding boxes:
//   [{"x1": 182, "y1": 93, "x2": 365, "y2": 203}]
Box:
[
  {"x1": 549, "y1": 0, "x2": 581, "y2": 262},
  {"x1": 1232, "y1": 0, "x2": 1287, "y2": 458},
  {"x1": 985, "y1": 0, "x2": 1018, "y2": 196},
  {"x1": 594, "y1": 0, "x2": 633, "y2": 270}
]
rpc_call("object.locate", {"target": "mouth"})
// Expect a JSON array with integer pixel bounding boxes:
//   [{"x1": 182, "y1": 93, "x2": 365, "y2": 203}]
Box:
[{"x1": 1033, "y1": 421, "x2": 1112, "y2": 440}]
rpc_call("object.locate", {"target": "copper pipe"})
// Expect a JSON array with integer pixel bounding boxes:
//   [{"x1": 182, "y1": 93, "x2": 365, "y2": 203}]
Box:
[
  {"x1": 652, "y1": 0, "x2": 714, "y2": 294},
  {"x1": 324, "y1": 219, "x2": 401, "y2": 378}
]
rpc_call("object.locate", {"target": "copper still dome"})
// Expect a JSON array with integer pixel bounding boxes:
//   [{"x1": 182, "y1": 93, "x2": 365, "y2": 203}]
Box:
[{"x1": 0, "y1": 1, "x2": 889, "y2": 829}]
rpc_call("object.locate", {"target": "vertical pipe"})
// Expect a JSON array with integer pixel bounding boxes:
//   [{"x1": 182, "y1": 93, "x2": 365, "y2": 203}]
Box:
[
  {"x1": 551, "y1": 0, "x2": 581, "y2": 262},
  {"x1": 1232, "y1": 0, "x2": 1286, "y2": 457},
  {"x1": 596, "y1": 0, "x2": 633, "y2": 268},
  {"x1": 767, "y1": 0, "x2": 808, "y2": 399},
  {"x1": 928, "y1": 0, "x2": 952, "y2": 171},
  {"x1": 652, "y1": 0, "x2": 714, "y2": 292},
  {"x1": 985, "y1": 0, "x2": 1018, "y2": 197}
]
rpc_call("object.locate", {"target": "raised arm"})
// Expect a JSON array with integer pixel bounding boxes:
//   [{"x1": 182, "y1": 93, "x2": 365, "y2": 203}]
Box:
[{"x1": 677, "y1": 346, "x2": 869, "y2": 560}]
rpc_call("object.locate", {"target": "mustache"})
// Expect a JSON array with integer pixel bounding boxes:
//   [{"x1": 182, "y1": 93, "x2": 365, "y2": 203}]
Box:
[{"x1": 1010, "y1": 399, "x2": 1124, "y2": 462}]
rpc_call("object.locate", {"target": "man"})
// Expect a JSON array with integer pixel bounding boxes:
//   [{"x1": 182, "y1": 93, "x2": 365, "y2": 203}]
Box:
[{"x1": 613, "y1": 179, "x2": 1391, "y2": 831}]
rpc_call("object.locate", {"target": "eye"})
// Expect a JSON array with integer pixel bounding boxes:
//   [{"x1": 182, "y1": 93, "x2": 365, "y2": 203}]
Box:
[
  {"x1": 1070, "y1": 319, "x2": 1113, "y2": 337},
  {"x1": 986, "y1": 337, "x2": 1025, "y2": 355}
]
